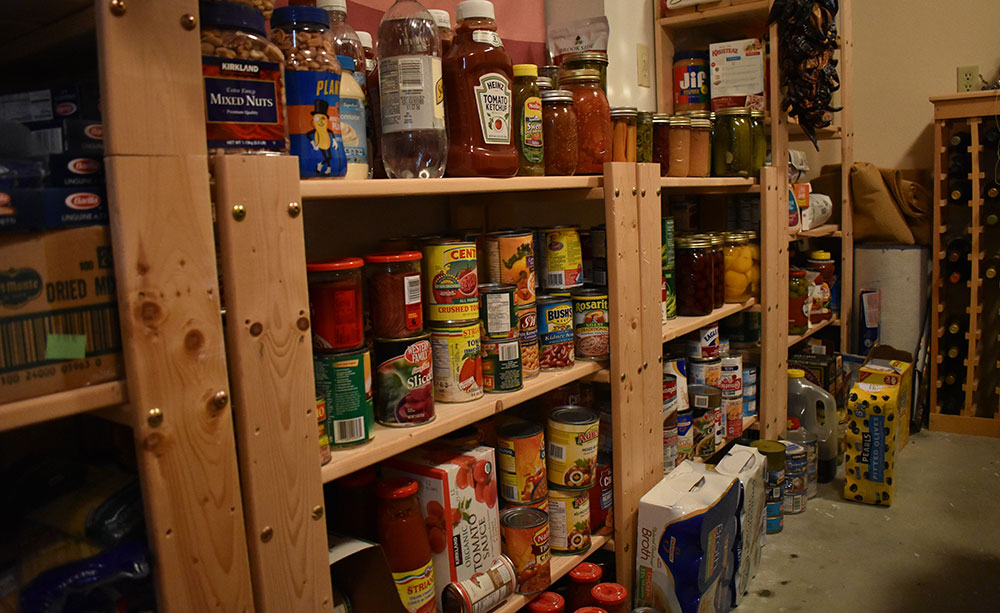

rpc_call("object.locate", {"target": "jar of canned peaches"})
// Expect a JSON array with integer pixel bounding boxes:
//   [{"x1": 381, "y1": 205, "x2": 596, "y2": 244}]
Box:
[
  {"x1": 731, "y1": 230, "x2": 761, "y2": 300},
  {"x1": 723, "y1": 233, "x2": 753, "y2": 303}
]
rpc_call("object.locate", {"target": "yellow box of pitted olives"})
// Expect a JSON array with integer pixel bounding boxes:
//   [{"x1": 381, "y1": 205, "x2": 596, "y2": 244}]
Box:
[{"x1": 843, "y1": 380, "x2": 900, "y2": 507}]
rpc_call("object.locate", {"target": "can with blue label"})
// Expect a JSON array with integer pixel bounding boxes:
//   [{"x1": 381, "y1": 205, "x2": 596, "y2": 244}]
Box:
[{"x1": 537, "y1": 294, "x2": 575, "y2": 370}]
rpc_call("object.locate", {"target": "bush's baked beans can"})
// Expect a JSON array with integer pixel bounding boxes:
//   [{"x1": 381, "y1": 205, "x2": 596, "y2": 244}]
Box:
[
  {"x1": 482, "y1": 336, "x2": 523, "y2": 393},
  {"x1": 536, "y1": 295, "x2": 575, "y2": 371},
  {"x1": 313, "y1": 348, "x2": 374, "y2": 447},
  {"x1": 423, "y1": 239, "x2": 479, "y2": 323},
  {"x1": 571, "y1": 288, "x2": 610, "y2": 360},
  {"x1": 499, "y1": 507, "x2": 551, "y2": 595},
  {"x1": 589, "y1": 453, "x2": 613, "y2": 534},
  {"x1": 441, "y1": 555, "x2": 517, "y2": 613},
  {"x1": 497, "y1": 421, "x2": 548, "y2": 503},
  {"x1": 373, "y1": 334, "x2": 434, "y2": 426},
  {"x1": 430, "y1": 321, "x2": 483, "y2": 403},
  {"x1": 546, "y1": 406, "x2": 599, "y2": 490},
  {"x1": 547, "y1": 487, "x2": 591, "y2": 555},
  {"x1": 688, "y1": 356, "x2": 722, "y2": 387},
  {"x1": 539, "y1": 226, "x2": 583, "y2": 290},
  {"x1": 485, "y1": 230, "x2": 536, "y2": 306},
  {"x1": 316, "y1": 397, "x2": 331, "y2": 465},
  {"x1": 690, "y1": 384, "x2": 721, "y2": 459},
  {"x1": 479, "y1": 283, "x2": 518, "y2": 339},
  {"x1": 517, "y1": 304, "x2": 540, "y2": 379},
  {"x1": 676, "y1": 406, "x2": 693, "y2": 462},
  {"x1": 662, "y1": 267, "x2": 677, "y2": 322},
  {"x1": 685, "y1": 324, "x2": 720, "y2": 359}
]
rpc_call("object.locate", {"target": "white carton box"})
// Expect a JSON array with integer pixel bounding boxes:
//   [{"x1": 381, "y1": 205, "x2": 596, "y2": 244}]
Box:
[{"x1": 709, "y1": 38, "x2": 766, "y2": 111}]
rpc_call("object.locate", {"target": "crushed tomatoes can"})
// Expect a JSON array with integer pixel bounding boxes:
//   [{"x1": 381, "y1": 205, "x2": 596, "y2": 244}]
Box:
[
  {"x1": 481, "y1": 336, "x2": 522, "y2": 393},
  {"x1": 518, "y1": 304, "x2": 540, "y2": 379},
  {"x1": 499, "y1": 507, "x2": 551, "y2": 595},
  {"x1": 373, "y1": 333, "x2": 435, "y2": 426},
  {"x1": 479, "y1": 283, "x2": 518, "y2": 339},
  {"x1": 423, "y1": 240, "x2": 479, "y2": 323},
  {"x1": 547, "y1": 486, "x2": 591, "y2": 555},
  {"x1": 313, "y1": 348, "x2": 374, "y2": 447},
  {"x1": 430, "y1": 321, "x2": 484, "y2": 402},
  {"x1": 571, "y1": 287, "x2": 610, "y2": 360},
  {"x1": 537, "y1": 295, "x2": 574, "y2": 370},
  {"x1": 546, "y1": 406, "x2": 599, "y2": 490},
  {"x1": 497, "y1": 421, "x2": 548, "y2": 503},
  {"x1": 539, "y1": 226, "x2": 583, "y2": 290},
  {"x1": 441, "y1": 555, "x2": 517, "y2": 613},
  {"x1": 485, "y1": 230, "x2": 536, "y2": 306}
]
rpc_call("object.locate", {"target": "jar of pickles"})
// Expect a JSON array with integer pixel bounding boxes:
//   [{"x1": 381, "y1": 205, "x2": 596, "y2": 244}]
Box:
[
  {"x1": 667, "y1": 116, "x2": 691, "y2": 178},
  {"x1": 560, "y1": 69, "x2": 612, "y2": 175},
  {"x1": 789, "y1": 269, "x2": 809, "y2": 335},
  {"x1": 541, "y1": 90, "x2": 578, "y2": 176},
  {"x1": 675, "y1": 236, "x2": 714, "y2": 316},
  {"x1": 712, "y1": 107, "x2": 752, "y2": 177},
  {"x1": 610, "y1": 107, "x2": 637, "y2": 163},
  {"x1": 561, "y1": 51, "x2": 609, "y2": 92},
  {"x1": 637, "y1": 111, "x2": 654, "y2": 163},
  {"x1": 689, "y1": 118, "x2": 712, "y2": 178},
  {"x1": 722, "y1": 233, "x2": 754, "y2": 303},
  {"x1": 653, "y1": 114, "x2": 670, "y2": 176},
  {"x1": 738, "y1": 230, "x2": 761, "y2": 298},
  {"x1": 703, "y1": 233, "x2": 725, "y2": 309},
  {"x1": 750, "y1": 109, "x2": 766, "y2": 175}
]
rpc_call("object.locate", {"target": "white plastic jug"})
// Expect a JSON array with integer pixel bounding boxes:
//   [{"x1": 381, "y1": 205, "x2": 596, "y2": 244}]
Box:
[{"x1": 788, "y1": 369, "x2": 838, "y2": 483}]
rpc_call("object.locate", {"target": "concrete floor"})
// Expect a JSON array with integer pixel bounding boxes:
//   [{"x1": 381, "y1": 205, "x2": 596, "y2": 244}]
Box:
[{"x1": 738, "y1": 430, "x2": 1000, "y2": 612}]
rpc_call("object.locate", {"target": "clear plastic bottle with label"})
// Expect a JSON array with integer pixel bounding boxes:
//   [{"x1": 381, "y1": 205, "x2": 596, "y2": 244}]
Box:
[
  {"x1": 317, "y1": 0, "x2": 366, "y2": 91},
  {"x1": 377, "y1": 0, "x2": 448, "y2": 178},
  {"x1": 337, "y1": 55, "x2": 370, "y2": 179},
  {"x1": 358, "y1": 30, "x2": 382, "y2": 179}
]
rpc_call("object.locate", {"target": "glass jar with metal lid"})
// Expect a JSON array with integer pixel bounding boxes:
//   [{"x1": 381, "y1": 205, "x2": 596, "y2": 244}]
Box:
[
  {"x1": 540, "y1": 90, "x2": 578, "y2": 176},
  {"x1": 736, "y1": 230, "x2": 761, "y2": 298},
  {"x1": 560, "y1": 69, "x2": 611, "y2": 175},
  {"x1": 674, "y1": 236, "x2": 714, "y2": 316},
  {"x1": 750, "y1": 109, "x2": 767, "y2": 174},
  {"x1": 610, "y1": 107, "x2": 638, "y2": 163},
  {"x1": 637, "y1": 111, "x2": 654, "y2": 163},
  {"x1": 722, "y1": 233, "x2": 754, "y2": 303},
  {"x1": 699, "y1": 233, "x2": 725, "y2": 308},
  {"x1": 667, "y1": 115, "x2": 692, "y2": 177},
  {"x1": 653, "y1": 114, "x2": 670, "y2": 176},
  {"x1": 689, "y1": 118, "x2": 712, "y2": 178},
  {"x1": 712, "y1": 107, "x2": 752, "y2": 177},
  {"x1": 561, "y1": 51, "x2": 609, "y2": 92},
  {"x1": 536, "y1": 76, "x2": 554, "y2": 91}
]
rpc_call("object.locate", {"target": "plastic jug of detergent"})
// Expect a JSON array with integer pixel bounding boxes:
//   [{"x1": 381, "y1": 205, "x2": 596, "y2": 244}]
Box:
[{"x1": 788, "y1": 369, "x2": 838, "y2": 483}]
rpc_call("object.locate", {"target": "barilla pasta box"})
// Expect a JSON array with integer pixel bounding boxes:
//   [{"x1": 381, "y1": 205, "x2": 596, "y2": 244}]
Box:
[
  {"x1": 857, "y1": 344, "x2": 913, "y2": 449},
  {"x1": 381, "y1": 443, "x2": 501, "y2": 612},
  {"x1": 0, "y1": 187, "x2": 108, "y2": 232},
  {"x1": 635, "y1": 461, "x2": 740, "y2": 613}
]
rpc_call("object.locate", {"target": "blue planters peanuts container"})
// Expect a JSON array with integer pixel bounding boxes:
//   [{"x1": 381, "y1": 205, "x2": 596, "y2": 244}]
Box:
[{"x1": 271, "y1": 7, "x2": 347, "y2": 179}]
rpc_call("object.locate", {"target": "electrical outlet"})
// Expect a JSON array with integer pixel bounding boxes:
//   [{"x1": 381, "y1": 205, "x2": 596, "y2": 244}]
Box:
[
  {"x1": 637, "y1": 43, "x2": 651, "y2": 88},
  {"x1": 957, "y1": 65, "x2": 979, "y2": 93}
]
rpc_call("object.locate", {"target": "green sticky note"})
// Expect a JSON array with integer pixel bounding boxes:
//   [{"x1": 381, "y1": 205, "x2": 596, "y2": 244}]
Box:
[{"x1": 45, "y1": 333, "x2": 88, "y2": 360}]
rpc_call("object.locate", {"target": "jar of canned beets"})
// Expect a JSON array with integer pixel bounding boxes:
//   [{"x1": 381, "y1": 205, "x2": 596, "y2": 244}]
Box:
[{"x1": 674, "y1": 236, "x2": 714, "y2": 316}]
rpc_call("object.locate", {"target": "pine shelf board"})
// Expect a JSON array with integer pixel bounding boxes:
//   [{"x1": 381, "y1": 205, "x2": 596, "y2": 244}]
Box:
[
  {"x1": 0, "y1": 380, "x2": 128, "y2": 432},
  {"x1": 662, "y1": 299, "x2": 757, "y2": 342},
  {"x1": 299, "y1": 175, "x2": 604, "y2": 200}
]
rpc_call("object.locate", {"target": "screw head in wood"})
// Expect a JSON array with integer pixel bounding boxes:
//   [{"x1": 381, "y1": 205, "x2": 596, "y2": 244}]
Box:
[
  {"x1": 232, "y1": 204, "x2": 246, "y2": 221},
  {"x1": 620, "y1": 373, "x2": 626, "y2": 382},
  {"x1": 614, "y1": 188, "x2": 620, "y2": 197},
  {"x1": 656, "y1": 188, "x2": 661, "y2": 196},
  {"x1": 109, "y1": 0, "x2": 126, "y2": 16},
  {"x1": 641, "y1": 189, "x2": 646, "y2": 197},
  {"x1": 311, "y1": 505, "x2": 324, "y2": 520},
  {"x1": 632, "y1": 187, "x2": 637, "y2": 195},
  {"x1": 180, "y1": 13, "x2": 196, "y2": 29},
  {"x1": 287, "y1": 201, "x2": 301, "y2": 217},
  {"x1": 260, "y1": 526, "x2": 273, "y2": 542},
  {"x1": 147, "y1": 407, "x2": 163, "y2": 427},
  {"x1": 213, "y1": 390, "x2": 229, "y2": 409}
]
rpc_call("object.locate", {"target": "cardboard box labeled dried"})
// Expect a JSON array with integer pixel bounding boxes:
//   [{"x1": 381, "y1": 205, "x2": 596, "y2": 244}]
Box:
[{"x1": 0, "y1": 226, "x2": 122, "y2": 403}]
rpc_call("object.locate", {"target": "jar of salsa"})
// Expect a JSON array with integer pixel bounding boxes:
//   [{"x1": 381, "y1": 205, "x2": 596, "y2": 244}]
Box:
[
  {"x1": 443, "y1": 0, "x2": 518, "y2": 177},
  {"x1": 675, "y1": 237, "x2": 714, "y2": 316},
  {"x1": 566, "y1": 562, "x2": 602, "y2": 611},
  {"x1": 561, "y1": 51, "x2": 609, "y2": 93},
  {"x1": 560, "y1": 69, "x2": 611, "y2": 175},
  {"x1": 712, "y1": 107, "x2": 752, "y2": 177},
  {"x1": 789, "y1": 269, "x2": 809, "y2": 335},
  {"x1": 364, "y1": 251, "x2": 423, "y2": 338},
  {"x1": 428, "y1": 9, "x2": 454, "y2": 56},
  {"x1": 667, "y1": 115, "x2": 691, "y2": 177},
  {"x1": 689, "y1": 118, "x2": 712, "y2": 177},
  {"x1": 750, "y1": 109, "x2": 766, "y2": 175},
  {"x1": 637, "y1": 111, "x2": 654, "y2": 163},
  {"x1": 652, "y1": 114, "x2": 670, "y2": 176},
  {"x1": 610, "y1": 107, "x2": 637, "y2": 163},
  {"x1": 513, "y1": 63, "x2": 545, "y2": 176},
  {"x1": 307, "y1": 257, "x2": 365, "y2": 351},
  {"x1": 541, "y1": 90, "x2": 578, "y2": 176},
  {"x1": 527, "y1": 592, "x2": 565, "y2": 613},
  {"x1": 377, "y1": 477, "x2": 437, "y2": 613},
  {"x1": 590, "y1": 583, "x2": 628, "y2": 613}
]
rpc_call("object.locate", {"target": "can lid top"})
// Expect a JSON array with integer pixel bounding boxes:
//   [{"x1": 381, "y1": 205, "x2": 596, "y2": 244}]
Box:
[
  {"x1": 549, "y1": 406, "x2": 599, "y2": 425},
  {"x1": 750, "y1": 440, "x2": 787, "y2": 456},
  {"x1": 307, "y1": 257, "x2": 364, "y2": 272},
  {"x1": 571, "y1": 286, "x2": 608, "y2": 297},
  {"x1": 497, "y1": 419, "x2": 543, "y2": 439},
  {"x1": 364, "y1": 251, "x2": 421, "y2": 263},
  {"x1": 375, "y1": 476, "x2": 418, "y2": 500},
  {"x1": 500, "y1": 506, "x2": 548, "y2": 529},
  {"x1": 568, "y1": 562, "x2": 603, "y2": 583},
  {"x1": 592, "y1": 583, "x2": 628, "y2": 603}
]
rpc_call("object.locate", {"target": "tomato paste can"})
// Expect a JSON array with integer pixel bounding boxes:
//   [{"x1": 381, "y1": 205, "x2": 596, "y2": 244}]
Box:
[
  {"x1": 539, "y1": 226, "x2": 583, "y2": 290},
  {"x1": 430, "y1": 321, "x2": 483, "y2": 403},
  {"x1": 588, "y1": 453, "x2": 613, "y2": 535},
  {"x1": 518, "y1": 303, "x2": 540, "y2": 379},
  {"x1": 479, "y1": 283, "x2": 518, "y2": 339},
  {"x1": 373, "y1": 333, "x2": 434, "y2": 426},
  {"x1": 572, "y1": 288, "x2": 610, "y2": 360},
  {"x1": 547, "y1": 486, "x2": 591, "y2": 555},
  {"x1": 485, "y1": 230, "x2": 536, "y2": 306},
  {"x1": 482, "y1": 336, "x2": 523, "y2": 393},
  {"x1": 313, "y1": 348, "x2": 374, "y2": 447},
  {"x1": 676, "y1": 406, "x2": 693, "y2": 463},
  {"x1": 662, "y1": 267, "x2": 677, "y2": 322},
  {"x1": 536, "y1": 295, "x2": 574, "y2": 371},
  {"x1": 546, "y1": 406, "x2": 599, "y2": 490},
  {"x1": 499, "y1": 507, "x2": 551, "y2": 595},
  {"x1": 316, "y1": 397, "x2": 331, "y2": 465},
  {"x1": 685, "y1": 324, "x2": 720, "y2": 359},
  {"x1": 307, "y1": 257, "x2": 365, "y2": 351},
  {"x1": 442, "y1": 555, "x2": 517, "y2": 613},
  {"x1": 688, "y1": 356, "x2": 722, "y2": 387},
  {"x1": 497, "y1": 421, "x2": 548, "y2": 503},
  {"x1": 423, "y1": 239, "x2": 479, "y2": 323},
  {"x1": 689, "y1": 384, "x2": 721, "y2": 459}
]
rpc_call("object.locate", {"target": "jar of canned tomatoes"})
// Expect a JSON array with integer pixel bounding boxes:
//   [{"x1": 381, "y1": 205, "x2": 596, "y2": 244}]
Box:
[
  {"x1": 541, "y1": 90, "x2": 578, "y2": 176},
  {"x1": 610, "y1": 107, "x2": 637, "y2": 163},
  {"x1": 307, "y1": 257, "x2": 365, "y2": 351},
  {"x1": 560, "y1": 69, "x2": 611, "y2": 175},
  {"x1": 674, "y1": 236, "x2": 714, "y2": 316}
]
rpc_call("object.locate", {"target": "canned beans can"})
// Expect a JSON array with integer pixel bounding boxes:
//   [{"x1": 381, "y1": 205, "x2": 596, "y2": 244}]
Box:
[
  {"x1": 479, "y1": 283, "x2": 519, "y2": 339},
  {"x1": 518, "y1": 304, "x2": 540, "y2": 379},
  {"x1": 588, "y1": 454, "x2": 613, "y2": 534},
  {"x1": 423, "y1": 240, "x2": 479, "y2": 323},
  {"x1": 497, "y1": 421, "x2": 548, "y2": 503},
  {"x1": 547, "y1": 487, "x2": 591, "y2": 555},
  {"x1": 537, "y1": 295, "x2": 575, "y2": 371},
  {"x1": 485, "y1": 230, "x2": 536, "y2": 306},
  {"x1": 313, "y1": 348, "x2": 374, "y2": 447},
  {"x1": 431, "y1": 321, "x2": 484, "y2": 402},
  {"x1": 572, "y1": 288, "x2": 610, "y2": 360},
  {"x1": 316, "y1": 398, "x2": 331, "y2": 465},
  {"x1": 442, "y1": 555, "x2": 517, "y2": 613},
  {"x1": 482, "y1": 336, "x2": 523, "y2": 393},
  {"x1": 373, "y1": 334, "x2": 434, "y2": 426},
  {"x1": 499, "y1": 507, "x2": 551, "y2": 595},
  {"x1": 689, "y1": 384, "x2": 721, "y2": 459},
  {"x1": 685, "y1": 324, "x2": 720, "y2": 359},
  {"x1": 546, "y1": 406, "x2": 599, "y2": 490},
  {"x1": 676, "y1": 407, "x2": 693, "y2": 463},
  {"x1": 539, "y1": 226, "x2": 583, "y2": 290},
  {"x1": 688, "y1": 356, "x2": 722, "y2": 387}
]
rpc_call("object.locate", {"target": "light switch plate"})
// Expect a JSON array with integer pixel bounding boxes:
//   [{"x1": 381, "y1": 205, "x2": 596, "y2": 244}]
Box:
[{"x1": 637, "y1": 43, "x2": 651, "y2": 88}]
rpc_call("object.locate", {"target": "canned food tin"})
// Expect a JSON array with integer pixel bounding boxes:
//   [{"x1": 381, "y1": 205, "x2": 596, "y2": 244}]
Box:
[
  {"x1": 501, "y1": 498, "x2": 549, "y2": 514},
  {"x1": 423, "y1": 240, "x2": 479, "y2": 322},
  {"x1": 663, "y1": 357, "x2": 688, "y2": 410},
  {"x1": 719, "y1": 337, "x2": 730, "y2": 357},
  {"x1": 479, "y1": 283, "x2": 519, "y2": 339},
  {"x1": 685, "y1": 324, "x2": 720, "y2": 359},
  {"x1": 482, "y1": 336, "x2": 523, "y2": 393},
  {"x1": 498, "y1": 421, "x2": 548, "y2": 503},
  {"x1": 442, "y1": 555, "x2": 517, "y2": 613},
  {"x1": 676, "y1": 406, "x2": 693, "y2": 462},
  {"x1": 688, "y1": 356, "x2": 722, "y2": 387},
  {"x1": 518, "y1": 304, "x2": 540, "y2": 379},
  {"x1": 431, "y1": 321, "x2": 484, "y2": 402},
  {"x1": 663, "y1": 373, "x2": 678, "y2": 411},
  {"x1": 663, "y1": 401, "x2": 678, "y2": 473},
  {"x1": 742, "y1": 365, "x2": 759, "y2": 418},
  {"x1": 589, "y1": 454, "x2": 613, "y2": 535},
  {"x1": 662, "y1": 267, "x2": 677, "y2": 322},
  {"x1": 546, "y1": 406, "x2": 599, "y2": 490},
  {"x1": 313, "y1": 348, "x2": 374, "y2": 447},
  {"x1": 719, "y1": 355, "x2": 743, "y2": 395},
  {"x1": 689, "y1": 384, "x2": 721, "y2": 459},
  {"x1": 723, "y1": 396, "x2": 743, "y2": 439},
  {"x1": 499, "y1": 507, "x2": 551, "y2": 595},
  {"x1": 752, "y1": 440, "x2": 787, "y2": 534},
  {"x1": 661, "y1": 217, "x2": 675, "y2": 268},
  {"x1": 547, "y1": 487, "x2": 591, "y2": 555},
  {"x1": 373, "y1": 334, "x2": 435, "y2": 426},
  {"x1": 572, "y1": 288, "x2": 610, "y2": 360},
  {"x1": 485, "y1": 230, "x2": 536, "y2": 306},
  {"x1": 537, "y1": 295, "x2": 575, "y2": 370},
  {"x1": 317, "y1": 397, "x2": 331, "y2": 465},
  {"x1": 539, "y1": 226, "x2": 583, "y2": 290}
]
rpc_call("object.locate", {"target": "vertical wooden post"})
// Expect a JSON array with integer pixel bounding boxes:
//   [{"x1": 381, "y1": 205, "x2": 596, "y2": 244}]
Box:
[
  {"x1": 838, "y1": 0, "x2": 855, "y2": 351},
  {"x1": 759, "y1": 166, "x2": 788, "y2": 438},
  {"x1": 964, "y1": 118, "x2": 983, "y2": 416},
  {"x1": 96, "y1": 1, "x2": 254, "y2": 610},
  {"x1": 213, "y1": 156, "x2": 334, "y2": 613}
]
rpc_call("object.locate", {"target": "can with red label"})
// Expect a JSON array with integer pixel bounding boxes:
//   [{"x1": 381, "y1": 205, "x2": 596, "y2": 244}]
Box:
[
  {"x1": 307, "y1": 257, "x2": 365, "y2": 352},
  {"x1": 423, "y1": 239, "x2": 479, "y2": 323},
  {"x1": 589, "y1": 453, "x2": 613, "y2": 535},
  {"x1": 442, "y1": 555, "x2": 517, "y2": 613},
  {"x1": 685, "y1": 323, "x2": 720, "y2": 358},
  {"x1": 373, "y1": 333, "x2": 434, "y2": 426},
  {"x1": 430, "y1": 320, "x2": 484, "y2": 403}
]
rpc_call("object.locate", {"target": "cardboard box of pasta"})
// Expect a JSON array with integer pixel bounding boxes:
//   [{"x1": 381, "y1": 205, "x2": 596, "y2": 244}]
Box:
[
  {"x1": 857, "y1": 344, "x2": 912, "y2": 449},
  {"x1": 0, "y1": 226, "x2": 122, "y2": 403}
]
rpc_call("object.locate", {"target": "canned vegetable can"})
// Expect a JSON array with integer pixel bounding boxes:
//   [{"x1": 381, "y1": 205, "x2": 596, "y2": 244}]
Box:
[
  {"x1": 485, "y1": 230, "x2": 536, "y2": 306},
  {"x1": 442, "y1": 555, "x2": 517, "y2": 613},
  {"x1": 689, "y1": 384, "x2": 721, "y2": 459},
  {"x1": 499, "y1": 507, "x2": 551, "y2": 595},
  {"x1": 479, "y1": 283, "x2": 518, "y2": 339},
  {"x1": 539, "y1": 226, "x2": 583, "y2": 290},
  {"x1": 431, "y1": 321, "x2": 484, "y2": 402},
  {"x1": 373, "y1": 334, "x2": 435, "y2": 426},
  {"x1": 546, "y1": 406, "x2": 599, "y2": 490},
  {"x1": 497, "y1": 421, "x2": 548, "y2": 503},
  {"x1": 537, "y1": 295, "x2": 575, "y2": 370},
  {"x1": 572, "y1": 288, "x2": 610, "y2": 360},
  {"x1": 518, "y1": 304, "x2": 540, "y2": 379},
  {"x1": 313, "y1": 348, "x2": 374, "y2": 447},
  {"x1": 589, "y1": 453, "x2": 613, "y2": 534},
  {"x1": 547, "y1": 487, "x2": 591, "y2": 555},
  {"x1": 482, "y1": 336, "x2": 523, "y2": 393},
  {"x1": 423, "y1": 240, "x2": 480, "y2": 323}
]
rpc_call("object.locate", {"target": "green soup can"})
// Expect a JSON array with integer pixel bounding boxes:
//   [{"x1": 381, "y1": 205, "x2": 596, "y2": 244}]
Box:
[{"x1": 314, "y1": 348, "x2": 374, "y2": 447}]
